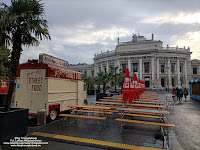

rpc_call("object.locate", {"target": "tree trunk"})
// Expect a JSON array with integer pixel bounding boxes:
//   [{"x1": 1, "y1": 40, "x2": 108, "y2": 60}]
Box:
[
  {"x1": 115, "y1": 72, "x2": 117, "y2": 92},
  {"x1": 103, "y1": 84, "x2": 106, "y2": 94},
  {"x1": 5, "y1": 33, "x2": 22, "y2": 111}
]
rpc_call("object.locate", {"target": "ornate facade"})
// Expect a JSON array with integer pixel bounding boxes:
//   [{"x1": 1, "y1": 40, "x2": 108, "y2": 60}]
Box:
[{"x1": 69, "y1": 34, "x2": 200, "y2": 89}]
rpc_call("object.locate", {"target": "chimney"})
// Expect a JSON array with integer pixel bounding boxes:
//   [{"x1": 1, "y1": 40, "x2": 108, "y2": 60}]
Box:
[{"x1": 152, "y1": 33, "x2": 154, "y2": 40}]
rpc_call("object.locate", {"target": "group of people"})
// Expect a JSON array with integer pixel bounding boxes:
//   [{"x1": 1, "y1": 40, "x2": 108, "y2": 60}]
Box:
[{"x1": 172, "y1": 88, "x2": 189, "y2": 103}]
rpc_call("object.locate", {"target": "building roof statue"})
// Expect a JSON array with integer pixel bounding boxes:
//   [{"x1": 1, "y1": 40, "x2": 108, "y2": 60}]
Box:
[{"x1": 132, "y1": 34, "x2": 138, "y2": 43}]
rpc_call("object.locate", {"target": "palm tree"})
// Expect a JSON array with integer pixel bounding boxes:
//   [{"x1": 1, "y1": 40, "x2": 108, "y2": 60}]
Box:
[
  {"x1": 0, "y1": 0, "x2": 51, "y2": 111},
  {"x1": 83, "y1": 75, "x2": 95, "y2": 93},
  {"x1": 109, "y1": 66, "x2": 118, "y2": 91},
  {"x1": 116, "y1": 71, "x2": 125, "y2": 92},
  {"x1": 95, "y1": 71, "x2": 112, "y2": 94}
]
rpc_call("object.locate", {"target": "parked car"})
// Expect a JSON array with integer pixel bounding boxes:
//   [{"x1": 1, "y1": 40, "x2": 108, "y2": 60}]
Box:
[{"x1": 152, "y1": 87, "x2": 163, "y2": 91}]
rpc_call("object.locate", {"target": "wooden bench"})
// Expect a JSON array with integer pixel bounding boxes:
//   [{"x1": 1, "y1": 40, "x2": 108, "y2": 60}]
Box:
[
  {"x1": 115, "y1": 118, "x2": 175, "y2": 127},
  {"x1": 59, "y1": 114, "x2": 106, "y2": 120},
  {"x1": 126, "y1": 107, "x2": 160, "y2": 111},
  {"x1": 126, "y1": 103, "x2": 167, "y2": 109},
  {"x1": 122, "y1": 110, "x2": 168, "y2": 116},
  {"x1": 117, "y1": 107, "x2": 169, "y2": 117},
  {"x1": 135, "y1": 99, "x2": 164, "y2": 102},
  {"x1": 59, "y1": 114, "x2": 107, "y2": 131},
  {"x1": 74, "y1": 109, "x2": 113, "y2": 115},
  {"x1": 115, "y1": 118, "x2": 175, "y2": 148},
  {"x1": 99, "y1": 99, "x2": 122, "y2": 102},
  {"x1": 131, "y1": 101, "x2": 165, "y2": 105},
  {"x1": 118, "y1": 113, "x2": 167, "y2": 119}
]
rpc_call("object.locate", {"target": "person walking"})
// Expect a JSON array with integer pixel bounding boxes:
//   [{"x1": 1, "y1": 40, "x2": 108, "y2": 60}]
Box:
[
  {"x1": 177, "y1": 89, "x2": 181, "y2": 103},
  {"x1": 172, "y1": 88, "x2": 177, "y2": 103},
  {"x1": 183, "y1": 88, "x2": 188, "y2": 101},
  {"x1": 179, "y1": 89, "x2": 183, "y2": 103},
  {"x1": 176, "y1": 87, "x2": 179, "y2": 102}
]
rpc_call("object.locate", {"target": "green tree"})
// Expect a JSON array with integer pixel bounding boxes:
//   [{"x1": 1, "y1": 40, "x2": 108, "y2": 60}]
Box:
[
  {"x1": 0, "y1": 8, "x2": 11, "y2": 80},
  {"x1": 95, "y1": 71, "x2": 112, "y2": 94},
  {"x1": 0, "y1": 45, "x2": 10, "y2": 79},
  {"x1": 116, "y1": 71, "x2": 125, "y2": 91},
  {"x1": 0, "y1": 0, "x2": 51, "y2": 111},
  {"x1": 83, "y1": 75, "x2": 94, "y2": 93},
  {"x1": 108, "y1": 66, "x2": 118, "y2": 91}
]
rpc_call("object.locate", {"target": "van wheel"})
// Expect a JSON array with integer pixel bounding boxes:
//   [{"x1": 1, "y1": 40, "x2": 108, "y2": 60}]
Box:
[{"x1": 49, "y1": 109, "x2": 57, "y2": 121}]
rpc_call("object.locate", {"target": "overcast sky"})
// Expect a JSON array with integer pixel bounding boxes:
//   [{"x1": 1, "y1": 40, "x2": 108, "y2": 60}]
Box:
[{"x1": 3, "y1": 0, "x2": 200, "y2": 64}]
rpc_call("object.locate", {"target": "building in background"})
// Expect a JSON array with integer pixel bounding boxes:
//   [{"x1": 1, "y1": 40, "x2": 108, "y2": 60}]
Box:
[
  {"x1": 69, "y1": 34, "x2": 200, "y2": 89},
  {"x1": 69, "y1": 63, "x2": 94, "y2": 77}
]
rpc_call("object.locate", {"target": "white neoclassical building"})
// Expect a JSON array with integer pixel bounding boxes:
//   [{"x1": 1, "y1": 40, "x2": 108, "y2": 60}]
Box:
[{"x1": 69, "y1": 34, "x2": 200, "y2": 89}]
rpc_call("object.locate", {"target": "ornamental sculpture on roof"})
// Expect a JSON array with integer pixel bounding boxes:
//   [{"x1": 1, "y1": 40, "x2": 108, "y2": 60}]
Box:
[{"x1": 132, "y1": 34, "x2": 138, "y2": 43}]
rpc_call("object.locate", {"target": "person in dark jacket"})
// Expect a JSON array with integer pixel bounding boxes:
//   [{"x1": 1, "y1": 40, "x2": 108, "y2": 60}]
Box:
[
  {"x1": 172, "y1": 88, "x2": 177, "y2": 103},
  {"x1": 176, "y1": 87, "x2": 179, "y2": 100},
  {"x1": 183, "y1": 88, "x2": 188, "y2": 101},
  {"x1": 177, "y1": 88, "x2": 183, "y2": 103},
  {"x1": 179, "y1": 89, "x2": 183, "y2": 103}
]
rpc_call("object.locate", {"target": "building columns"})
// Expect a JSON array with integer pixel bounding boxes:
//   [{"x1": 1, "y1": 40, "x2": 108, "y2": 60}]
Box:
[
  {"x1": 128, "y1": 59, "x2": 131, "y2": 73},
  {"x1": 101, "y1": 62, "x2": 103, "y2": 72},
  {"x1": 139, "y1": 58, "x2": 142, "y2": 79},
  {"x1": 106, "y1": 61, "x2": 109, "y2": 72},
  {"x1": 167, "y1": 58, "x2": 171, "y2": 88},
  {"x1": 184, "y1": 59, "x2": 188, "y2": 88},
  {"x1": 177, "y1": 59, "x2": 181, "y2": 87},
  {"x1": 157, "y1": 58, "x2": 160, "y2": 86},
  {"x1": 94, "y1": 63, "x2": 97, "y2": 76},
  {"x1": 117, "y1": 59, "x2": 120, "y2": 73},
  {"x1": 151, "y1": 58, "x2": 155, "y2": 87}
]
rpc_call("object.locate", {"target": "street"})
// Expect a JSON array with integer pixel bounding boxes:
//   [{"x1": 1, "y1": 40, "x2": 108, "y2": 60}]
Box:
[{"x1": 1, "y1": 92, "x2": 200, "y2": 150}]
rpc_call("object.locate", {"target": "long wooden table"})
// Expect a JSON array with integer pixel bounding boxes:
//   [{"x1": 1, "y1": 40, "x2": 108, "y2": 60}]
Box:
[
  {"x1": 99, "y1": 99, "x2": 123, "y2": 103},
  {"x1": 117, "y1": 107, "x2": 169, "y2": 116},
  {"x1": 131, "y1": 100, "x2": 165, "y2": 105},
  {"x1": 89, "y1": 101, "x2": 122, "y2": 105},
  {"x1": 126, "y1": 103, "x2": 166, "y2": 109},
  {"x1": 67, "y1": 105, "x2": 112, "y2": 115},
  {"x1": 135, "y1": 98, "x2": 164, "y2": 102},
  {"x1": 103, "y1": 97, "x2": 122, "y2": 100}
]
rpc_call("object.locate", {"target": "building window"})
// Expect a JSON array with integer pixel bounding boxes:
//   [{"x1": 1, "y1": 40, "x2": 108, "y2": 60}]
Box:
[
  {"x1": 104, "y1": 67, "x2": 107, "y2": 72},
  {"x1": 99, "y1": 67, "x2": 101, "y2": 72},
  {"x1": 92, "y1": 71, "x2": 94, "y2": 76},
  {"x1": 171, "y1": 64, "x2": 174, "y2": 73},
  {"x1": 161, "y1": 78, "x2": 165, "y2": 87},
  {"x1": 193, "y1": 67, "x2": 197, "y2": 74},
  {"x1": 144, "y1": 62, "x2": 149, "y2": 73},
  {"x1": 145, "y1": 77, "x2": 150, "y2": 87},
  {"x1": 84, "y1": 71, "x2": 87, "y2": 76},
  {"x1": 172, "y1": 78, "x2": 175, "y2": 87},
  {"x1": 180, "y1": 65, "x2": 182, "y2": 72},
  {"x1": 133, "y1": 63, "x2": 138, "y2": 72},
  {"x1": 161, "y1": 65, "x2": 165, "y2": 73},
  {"x1": 122, "y1": 64, "x2": 126, "y2": 73}
]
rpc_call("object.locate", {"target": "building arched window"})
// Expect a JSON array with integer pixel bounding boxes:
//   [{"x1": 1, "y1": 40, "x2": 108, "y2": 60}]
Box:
[
  {"x1": 161, "y1": 65, "x2": 165, "y2": 73},
  {"x1": 161, "y1": 78, "x2": 165, "y2": 87},
  {"x1": 172, "y1": 78, "x2": 175, "y2": 87},
  {"x1": 171, "y1": 64, "x2": 174, "y2": 73},
  {"x1": 193, "y1": 67, "x2": 197, "y2": 74}
]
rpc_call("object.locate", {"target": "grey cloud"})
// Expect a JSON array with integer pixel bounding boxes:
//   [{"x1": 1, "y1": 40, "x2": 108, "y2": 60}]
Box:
[{"x1": 2, "y1": 0, "x2": 200, "y2": 64}]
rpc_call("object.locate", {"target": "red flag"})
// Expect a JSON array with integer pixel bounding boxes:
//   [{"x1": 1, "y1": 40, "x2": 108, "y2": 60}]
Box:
[
  {"x1": 122, "y1": 68, "x2": 131, "y2": 104},
  {"x1": 0, "y1": 76, "x2": 8, "y2": 94}
]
